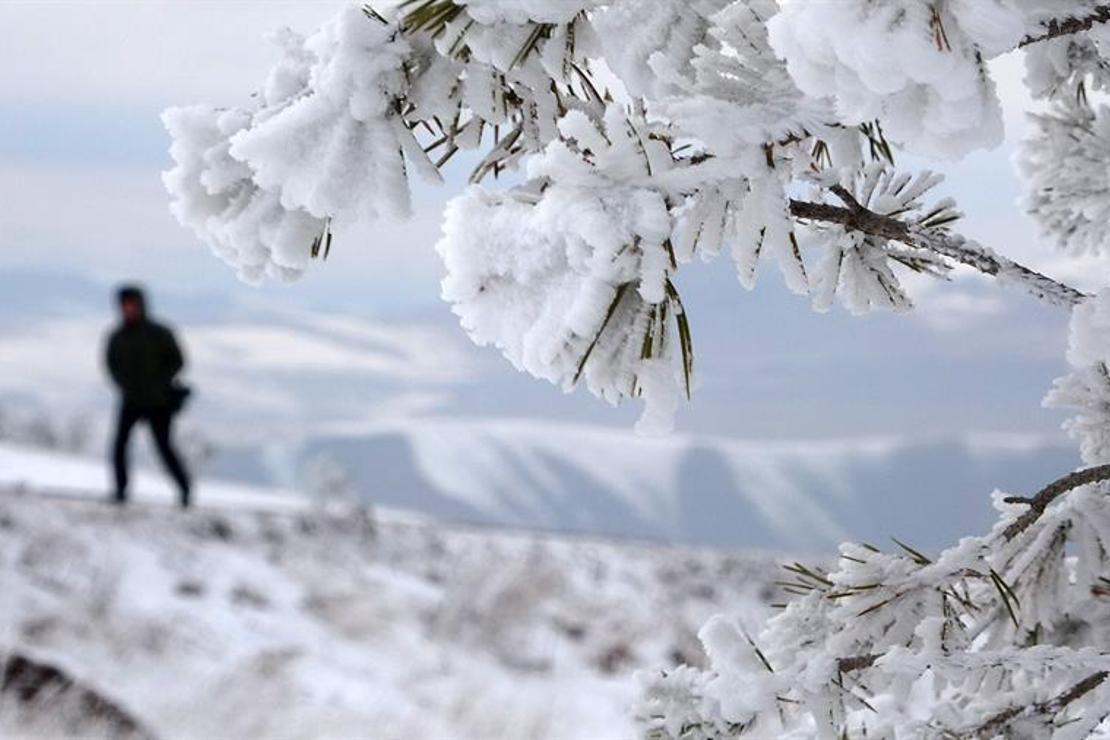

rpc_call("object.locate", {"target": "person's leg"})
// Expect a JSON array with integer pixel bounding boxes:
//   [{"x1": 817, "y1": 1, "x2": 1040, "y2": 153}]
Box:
[
  {"x1": 148, "y1": 409, "x2": 191, "y2": 508},
  {"x1": 111, "y1": 404, "x2": 139, "y2": 504}
]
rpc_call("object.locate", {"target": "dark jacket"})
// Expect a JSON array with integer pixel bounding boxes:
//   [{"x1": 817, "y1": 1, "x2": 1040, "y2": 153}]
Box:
[{"x1": 106, "y1": 319, "x2": 184, "y2": 408}]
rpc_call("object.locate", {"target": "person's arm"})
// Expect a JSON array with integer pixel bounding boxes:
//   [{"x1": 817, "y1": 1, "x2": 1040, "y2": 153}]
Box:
[
  {"x1": 164, "y1": 328, "x2": 185, "y2": 378},
  {"x1": 105, "y1": 333, "x2": 123, "y2": 388}
]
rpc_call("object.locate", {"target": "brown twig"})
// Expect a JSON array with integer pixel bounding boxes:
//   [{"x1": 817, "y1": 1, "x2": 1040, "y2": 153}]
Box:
[
  {"x1": 836, "y1": 653, "x2": 880, "y2": 673},
  {"x1": 835, "y1": 661, "x2": 1109, "y2": 738},
  {"x1": 787, "y1": 196, "x2": 1087, "y2": 308},
  {"x1": 1001, "y1": 464, "x2": 1110, "y2": 541},
  {"x1": 962, "y1": 670, "x2": 1109, "y2": 738},
  {"x1": 1019, "y1": 6, "x2": 1110, "y2": 48}
]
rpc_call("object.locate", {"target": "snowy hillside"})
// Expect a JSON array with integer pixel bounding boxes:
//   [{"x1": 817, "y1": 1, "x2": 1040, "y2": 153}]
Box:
[
  {"x1": 0, "y1": 451, "x2": 779, "y2": 739},
  {"x1": 1, "y1": 418, "x2": 1079, "y2": 555},
  {"x1": 223, "y1": 420, "x2": 1080, "y2": 552}
]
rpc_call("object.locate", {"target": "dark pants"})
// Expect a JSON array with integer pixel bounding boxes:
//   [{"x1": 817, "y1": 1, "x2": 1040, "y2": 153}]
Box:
[{"x1": 112, "y1": 402, "x2": 191, "y2": 508}]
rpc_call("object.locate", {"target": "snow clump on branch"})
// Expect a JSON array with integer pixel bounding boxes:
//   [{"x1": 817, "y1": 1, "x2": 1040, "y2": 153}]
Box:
[
  {"x1": 437, "y1": 107, "x2": 684, "y2": 434},
  {"x1": 162, "y1": 104, "x2": 327, "y2": 284},
  {"x1": 766, "y1": 0, "x2": 1012, "y2": 158},
  {"x1": 163, "y1": 8, "x2": 438, "y2": 282},
  {"x1": 229, "y1": 6, "x2": 437, "y2": 225}
]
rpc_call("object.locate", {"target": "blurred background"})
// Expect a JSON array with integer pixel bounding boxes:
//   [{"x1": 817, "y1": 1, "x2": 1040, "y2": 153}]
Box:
[{"x1": 1, "y1": 1, "x2": 1102, "y2": 552}]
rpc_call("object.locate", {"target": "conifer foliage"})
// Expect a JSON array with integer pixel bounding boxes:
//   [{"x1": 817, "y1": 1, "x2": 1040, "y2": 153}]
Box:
[
  {"x1": 165, "y1": 3, "x2": 1110, "y2": 735},
  {"x1": 164, "y1": 0, "x2": 1107, "y2": 431}
]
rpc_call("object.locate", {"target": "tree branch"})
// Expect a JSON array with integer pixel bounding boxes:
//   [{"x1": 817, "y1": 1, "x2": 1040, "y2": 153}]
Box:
[
  {"x1": 962, "y1": 670, "x2": 1109, "y2": 738},
  {"x1": 1001, "y1": 464, "x2": 1110, "y2": 540},
  {"x1": 836, "y1": 653, "x2": 880, "y2": 673},
  {"x1": 787, "y1": 196, "x2": 1088, "y2": 309},
  {"x1": 1019, "y1": 5, "x2": 1110, "y2": 48},
  {"x1": 836, "y1": 658, "x2": 1109, "y2": 738}
]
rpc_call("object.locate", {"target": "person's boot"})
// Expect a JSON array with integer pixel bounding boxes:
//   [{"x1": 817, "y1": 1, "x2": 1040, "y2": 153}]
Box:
[{"x1": 180, "y1": 488, "x2": 191, "y2": 509}]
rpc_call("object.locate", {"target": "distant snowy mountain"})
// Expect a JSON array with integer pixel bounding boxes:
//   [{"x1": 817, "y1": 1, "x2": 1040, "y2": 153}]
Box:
[
  {"x1": 0, "y1": 456, "x2": 779, "y2": 739},
  {"x1": 205, "y1": 420, "x2": 1081, "y2": 552}
]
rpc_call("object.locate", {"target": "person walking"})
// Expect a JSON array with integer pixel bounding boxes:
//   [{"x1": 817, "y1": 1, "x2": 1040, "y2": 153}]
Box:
[{"x1": 105, "y1": 285, "x2": 192, "y2": 508}]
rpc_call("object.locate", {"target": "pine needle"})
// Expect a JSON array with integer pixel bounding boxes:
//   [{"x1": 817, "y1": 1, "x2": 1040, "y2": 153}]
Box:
[
  {"x1": 664, "y1": 279, "x2": 694, "y2": 400},
  {"x1": 573, "y1": 283, "x2": 630, "y2": 386},
  {"x1": 890, "y1": 536, "x2": 931, "y2": 565},
  {"x1": 989, "y1": 569, "x2": 1021, "y2": 628}
]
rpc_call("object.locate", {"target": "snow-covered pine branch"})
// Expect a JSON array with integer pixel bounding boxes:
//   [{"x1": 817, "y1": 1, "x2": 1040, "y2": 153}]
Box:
[
  {"x1": 633, "y1": 293, "x2": 1110, "y2": 738},
  {"x1": 1021, "y1": 4, "x2": 1110, "y2": 48},
  {"x1": 635, "y1": 459, "x2": 1110, "y2": 738},
  {"x1": 790, "y1": 180, "x2": 1088, "y2": 309},
  {"x1": 162, "y1": 0, "x2": 1108, "y2": 431}
]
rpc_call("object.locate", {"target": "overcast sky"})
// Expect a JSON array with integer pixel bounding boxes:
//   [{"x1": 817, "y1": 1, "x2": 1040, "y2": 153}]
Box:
[
  {"x1": 1, "y1": 1, "x2": 1105, "y2": 444},
  {"x1": 0, "y1": 1, "x2": 448, "y2": 310}
]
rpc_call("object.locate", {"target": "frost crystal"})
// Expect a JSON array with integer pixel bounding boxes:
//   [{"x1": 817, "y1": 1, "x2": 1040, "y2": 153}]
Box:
[
  {"x1": 592, "y1": 0, "x2": 729, "y2": 101},
  {"x1": 1047, "y1": 290, "x2": 1110, "y2": 465},
  {"x1": 653, "y1": 0, "x2": 830, "y2": 158},
  {"x1": 1020, "y1": 98, "x2": 1110, "y2": 256},
  {"x1": 230, "y1": 7, "x2": 434, "y2": 225},
  {"x1": 767, "y1": 0, "x2": 1010, "y2": 158}
]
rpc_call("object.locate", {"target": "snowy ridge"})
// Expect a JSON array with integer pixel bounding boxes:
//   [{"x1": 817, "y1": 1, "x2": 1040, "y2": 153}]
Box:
[
  {"x1": 266, "y1": 419, "x2": 1080, "y2": 552},
  {"x1": 395, "y1": 418, "x2": 855, "y2": 545}
]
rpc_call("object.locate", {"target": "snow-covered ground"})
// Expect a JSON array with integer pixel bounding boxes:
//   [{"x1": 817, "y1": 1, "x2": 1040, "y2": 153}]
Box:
[
  {"x1": 0, "y1": 445, "x2": 779, "y2": 739},
  {"x1": 0, "y1": 441, "x2": 303, "y2": 512}
]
